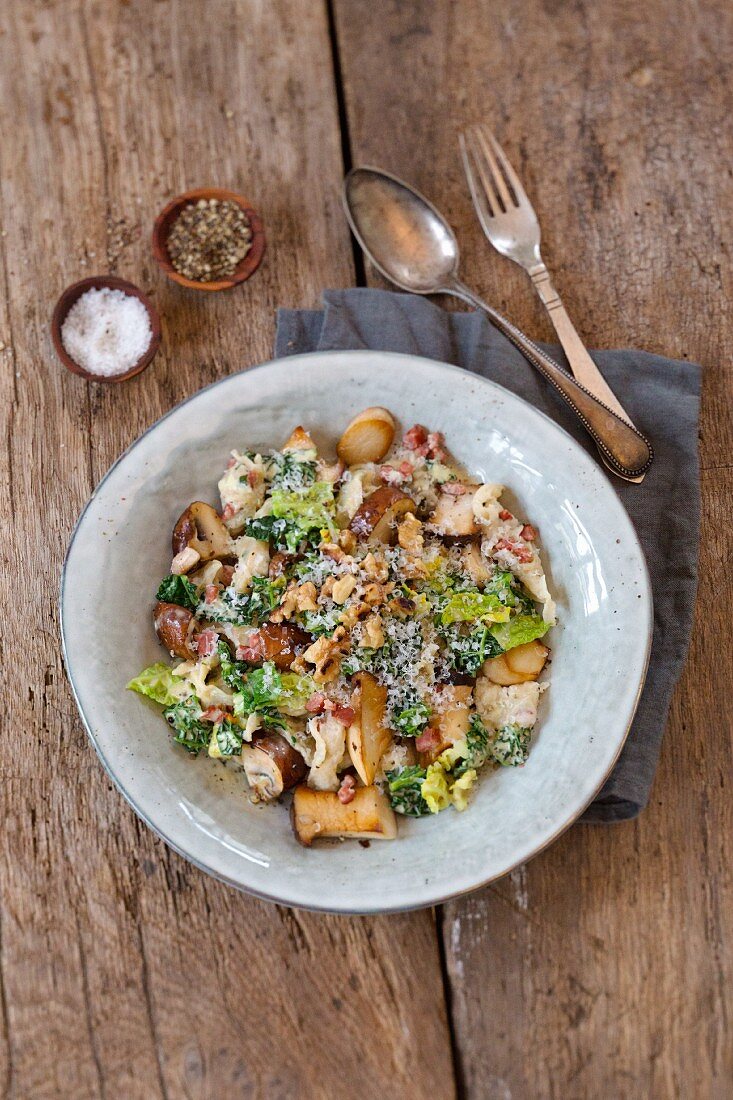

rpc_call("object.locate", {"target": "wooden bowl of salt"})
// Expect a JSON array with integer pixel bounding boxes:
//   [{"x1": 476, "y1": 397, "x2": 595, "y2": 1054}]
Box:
[{"x1": 51, "y1": 276, "x2": 161, "y2": 383}]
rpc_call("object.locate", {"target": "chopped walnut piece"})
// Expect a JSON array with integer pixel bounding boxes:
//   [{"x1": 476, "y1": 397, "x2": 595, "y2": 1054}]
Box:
[
  {"x1": 397, "y1": 511, "x2": 423, "y2": 553},
  {"x1": 387, "y1": 595, "x2": 416, "y2": 619},
  {"x1": 397, "y1": 511, "x2": 427, "y2": 579},
  {"x1": 361, "y1": 551, "x2": 388, "y2": 582},
  {"x1": 270, "y1": 581, "x2": 317, "y2": 622},
  {"x1": 296, "y1": 582, "x2": 318, "y2": 610},
  {"x1": 320, "y1": 543, "x2": 345, "y2": 562},
  {"x1": 302, "y1": 627, "x2": 350, "y2": 684},
  {"x1": 360, "y1": 580, "x2": 385, "y2": 607},
  {"x1": 331, "y1": 574, "x2": 357, "y2": 604},
  {"x1": 360, "y1": 613, "x2": 385, "y2": 649},
  {"x1": 338, "y1": 529, "x2": 357, "y2": 553},
  {"x1": 339, "y1": 600, "x2": 372, "y2": 629}
]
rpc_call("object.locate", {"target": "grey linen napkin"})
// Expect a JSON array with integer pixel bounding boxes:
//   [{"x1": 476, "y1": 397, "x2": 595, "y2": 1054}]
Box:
[{"x1": 275, "y1": 289, "x2": 701, "y2": 822}]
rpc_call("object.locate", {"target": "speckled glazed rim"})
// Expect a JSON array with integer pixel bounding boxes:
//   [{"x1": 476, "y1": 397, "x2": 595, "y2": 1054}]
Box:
[{"x1": 60, "y1": 351, "x2": 653, "y2": 914}]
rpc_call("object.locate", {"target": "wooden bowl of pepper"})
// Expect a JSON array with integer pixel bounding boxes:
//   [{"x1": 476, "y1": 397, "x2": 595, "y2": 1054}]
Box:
[{"x1": 152, "y1": 187, "x2": 265, "y2": 291}]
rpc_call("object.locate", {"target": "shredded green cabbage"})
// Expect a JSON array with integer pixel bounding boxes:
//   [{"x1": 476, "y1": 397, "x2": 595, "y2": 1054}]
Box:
[{"x1": 127, "y1": 663, "x2": 190, "y2": 706}]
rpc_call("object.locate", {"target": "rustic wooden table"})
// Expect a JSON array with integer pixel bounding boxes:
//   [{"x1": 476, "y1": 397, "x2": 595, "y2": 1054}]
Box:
[{"x1": 1, "y1": 1, "x2": 730, "y2": 1096}]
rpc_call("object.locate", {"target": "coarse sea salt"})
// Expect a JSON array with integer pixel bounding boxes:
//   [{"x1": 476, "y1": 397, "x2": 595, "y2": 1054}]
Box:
[{"x1": 60, "y1": 287, "x2": 152, "y2": 377}]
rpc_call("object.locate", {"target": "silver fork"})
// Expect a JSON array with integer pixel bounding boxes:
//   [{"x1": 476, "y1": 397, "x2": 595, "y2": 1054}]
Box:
[{"x1": 460, "y1": 125, "x2": 645, "y2": 482}]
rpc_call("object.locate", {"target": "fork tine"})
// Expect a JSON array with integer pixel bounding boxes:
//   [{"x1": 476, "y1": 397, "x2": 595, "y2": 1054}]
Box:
[
  {"x1": 472, "y1": 127, "x2": 514, "y2": 211},
  {"x1": 463, "y1": 130, "x2": 505, "y2": 219},
  {"x1": 459, "y1": 131, "x2": 497, "y2": 234},
  {"x1": 478, "y1": 125, "x2": 531, "y2": 208}
]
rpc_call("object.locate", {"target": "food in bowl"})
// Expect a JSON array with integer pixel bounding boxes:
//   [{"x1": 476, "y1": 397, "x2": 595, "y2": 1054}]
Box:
[{"x1": 129, "y1": 407, "x2": 556, "y2": 845}]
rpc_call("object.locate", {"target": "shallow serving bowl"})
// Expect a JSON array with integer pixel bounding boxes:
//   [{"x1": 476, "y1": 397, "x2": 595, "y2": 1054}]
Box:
[{"x1": 61, "y1": 351, "x2": 652, "y2": 913}]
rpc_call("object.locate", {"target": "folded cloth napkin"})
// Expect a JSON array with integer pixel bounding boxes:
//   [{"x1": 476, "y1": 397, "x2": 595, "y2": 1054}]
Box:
[{"x1": 275, "y1": 289, "x2": 701, "y2": 822}]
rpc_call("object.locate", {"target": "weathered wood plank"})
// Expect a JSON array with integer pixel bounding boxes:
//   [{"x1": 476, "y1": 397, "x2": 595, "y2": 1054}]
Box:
[
  {"x1": 0, "y1": 1, "x2": 455, "y2": 1097},
  {"x1": 334, "y1": 0, "x2": 732, "y2": 1095}
]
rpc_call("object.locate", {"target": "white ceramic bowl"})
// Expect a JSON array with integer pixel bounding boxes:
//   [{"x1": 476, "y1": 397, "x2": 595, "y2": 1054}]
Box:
[{"x1": 61, "y1": 351, "x2": 652, "y2": 913}]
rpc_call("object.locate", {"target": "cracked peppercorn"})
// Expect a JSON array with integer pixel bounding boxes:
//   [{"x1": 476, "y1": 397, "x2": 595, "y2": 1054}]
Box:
[{"x1": 166, "y1": 198, "x2": 253, "y2": 282}]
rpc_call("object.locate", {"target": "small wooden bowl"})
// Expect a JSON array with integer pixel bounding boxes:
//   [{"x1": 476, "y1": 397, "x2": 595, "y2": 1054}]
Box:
[
  {"x1": 151, "y1": 188, "x2": 266, "y2": 291},
  {"x1": 51, "y1": 275, "x2": 161, "y2": 383}
]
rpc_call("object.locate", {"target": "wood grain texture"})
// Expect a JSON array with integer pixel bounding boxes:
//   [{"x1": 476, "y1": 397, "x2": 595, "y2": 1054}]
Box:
[
  {"x1": 333, "y1": 0, "x2": 732, "y2": 1096},
  {"x1": 0, "y1": 2, "x2": 455, "y2": 1097}
]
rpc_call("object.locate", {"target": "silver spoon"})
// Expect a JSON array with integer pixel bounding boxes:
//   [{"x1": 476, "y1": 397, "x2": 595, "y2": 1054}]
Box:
[{"x1": 342, "y1": 167, "x2": 653, "y2": 481}]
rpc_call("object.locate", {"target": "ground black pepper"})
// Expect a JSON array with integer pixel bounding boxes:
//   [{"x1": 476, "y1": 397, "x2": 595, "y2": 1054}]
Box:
[{"x1": 167, "y1": 198, "x2": 253, "y2": 282}]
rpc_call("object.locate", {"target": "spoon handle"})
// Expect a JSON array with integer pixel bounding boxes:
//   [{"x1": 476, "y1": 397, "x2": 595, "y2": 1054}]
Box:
[{"x1": 446, "y1": 280, "x2": 653, "y2": 480}]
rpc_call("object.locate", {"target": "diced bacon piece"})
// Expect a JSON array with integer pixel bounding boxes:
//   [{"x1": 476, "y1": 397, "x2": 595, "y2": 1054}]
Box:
[
  {"x1": 403, "y1": 424, "x2": 428, "y2": 450},
  {"x1": 499, "y1": 509, "x2": 513, "y2": 521},
  {"x1": 201, "y1": 706, "x2": 227, "y2": 723},
  {"x1": 220, "y1": 565, "x2": 235, "y2": 585},
  {"x1": 415, "y1": 727, "x2": 444, "y2": 754},
  {"x1": 426, "y1": 431, "x2": 446, "y2": 461},
  {"x1": 196, "y1": 629, "x2": 218, "y2": 657},
  {"x1": 332, "y1": 704, "x2": 356, "y2": 726},
  {"x1": 205, "y1": 584, "x2": 219, "y2": 604},
  {"x1": 521, "y1": 524, "x2": 537, "y2": 541},
  {"x1": 494, "y1": 537, "x2": 533, "y2": 564},
  {"x1": 398, "y1": 460, "x2": 414, "y2": 477},
  {"x1": 306, "y1": 692, "x2": 326, "y2": 713},
  {"x1": 236, "y1": 632, "x2": 263, "y2": 662},
  {"x1": 337, "y1": 774, "x2": 357, "y2": 804},
  {"x1": 441, "y1": 482, "x2": 468, "y2": 496},
  {"x1": 222, "y1": 502, "x2": 237, "y2": 521},
  {"x1": 247, "y1": 469, "x2": 259, "y2": 488},
  {"x1": 379, "y1": 464, "x2": 406, "y2": 486}
]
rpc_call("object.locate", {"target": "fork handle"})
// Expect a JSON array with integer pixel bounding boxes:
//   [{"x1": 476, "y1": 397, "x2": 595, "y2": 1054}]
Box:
[
  {"x1": 446, "y1": 279, "x2": 653, "y2": 480},
  {"x1": 529, "y1": 265, "x2": 635, "y2": 423},
  {"x1": 529, "y1": 265, "x2": 645, "y2": 484}
]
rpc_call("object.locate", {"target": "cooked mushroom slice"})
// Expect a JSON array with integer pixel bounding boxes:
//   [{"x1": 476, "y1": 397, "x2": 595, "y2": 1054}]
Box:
[
  {"x1": 171, "y1": 546, "x2": 201, "y2": 575},
  {"x1": 347, "y1": 672, "x2": 393, "y2": 785},
  {"x1": 291, "y1": 785, "x2": 398, "y2": 846},
  {"x1": 428, "y1": 484, "x2": 481, "y2": 537},
  {"x1": 259, "y1": 622, "x2": 312, "y2": 670},
  {"x1": 349, "y1": 485, "x2": 417, "y2": 544},
  {"x1": 417, "y1": 685, "x2": 473, "y2": 767},
  {"x1": 462, "y1": 541, "x2": 492, "y2": 587},
  {"x1": 172, "y1": 501, "x2": 233, "y2": 563},
  {"x1": 336, "y1": 407, "x2": 396, "y2": 466},
  {"x1": 241, "y1": 732, "x2": 307, "y2": 802},
  {"x1": 436, "y1": 684, "x2": 473, "y2": 741},
  {"x1": 153, "y1": 602, "x2": 194, "y2": 659},
  {"x1": 483, "y1": 640, "x2": 549, "y2": 686},
  {"x1": 283, "y1": 425, "x2": 316, "y2": 453}
]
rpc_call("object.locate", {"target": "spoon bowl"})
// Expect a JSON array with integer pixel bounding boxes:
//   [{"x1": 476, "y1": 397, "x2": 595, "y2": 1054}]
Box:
[{"x1": 343, "y1": 168, "x2": 458, "y2": 292}]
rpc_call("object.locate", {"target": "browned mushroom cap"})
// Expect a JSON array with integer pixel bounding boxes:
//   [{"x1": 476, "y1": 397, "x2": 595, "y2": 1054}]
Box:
[
  {"x1": 258, "y1": 622, "x2": 311, "y2": 670},
  {"x1": 241, "y1": 732, "x2": 307, "y2": 801},
  {"x1": 153, "y1": 602, "x2": 194, "y2": 659},
  {"x1": 336, "y1": 408, "x2": 395, "y2": 466},
  {"x1": 172, "y1": 501, "x2": 233, "y2": 562},
  {"x1": 349, "y1": 486, "x2": 416, "y2": 544}
]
